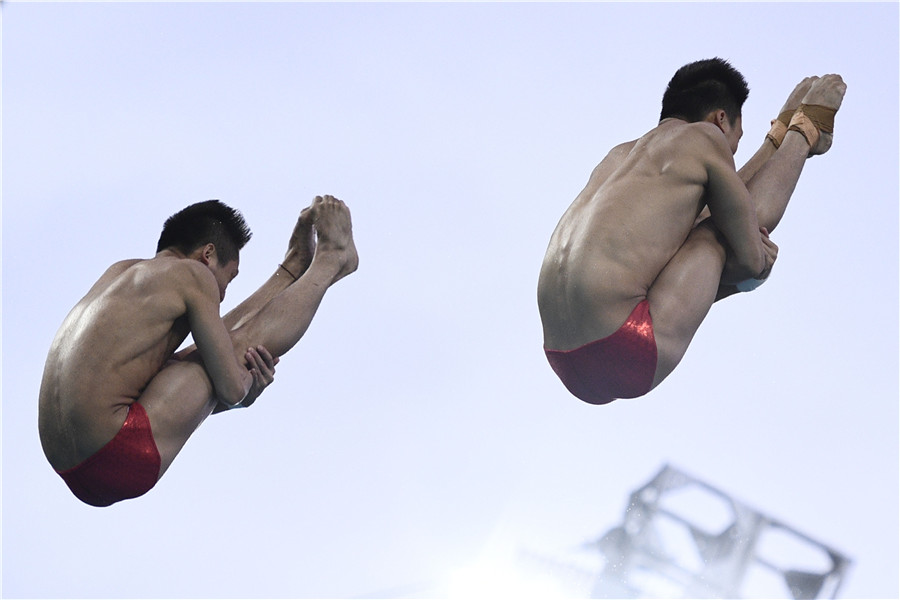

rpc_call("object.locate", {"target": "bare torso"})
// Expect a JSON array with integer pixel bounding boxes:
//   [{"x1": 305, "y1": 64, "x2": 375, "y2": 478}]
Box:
[
  {"x1": 538, "y1": 119, "x2": 728, "y2": 350},
  {"x1": 39, "y1": 258, "x2": 195, "y2": 471}
]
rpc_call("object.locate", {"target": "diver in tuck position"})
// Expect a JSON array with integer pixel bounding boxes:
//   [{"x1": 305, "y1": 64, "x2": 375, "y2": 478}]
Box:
[
  {"x1": 538, "y1": 58, "x2": 846, "y2": 404},
  {"x1": 39, "y1": 195, "x2": 358, "y2": 506}
]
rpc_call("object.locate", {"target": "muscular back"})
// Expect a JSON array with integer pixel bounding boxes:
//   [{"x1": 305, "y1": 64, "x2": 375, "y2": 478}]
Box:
[
  {"x1": 39, "y1": 258, "x2": 197, "y2": 470},
  {"x1": 538, "y1": 119, "x2": 735, "y2": 350}
]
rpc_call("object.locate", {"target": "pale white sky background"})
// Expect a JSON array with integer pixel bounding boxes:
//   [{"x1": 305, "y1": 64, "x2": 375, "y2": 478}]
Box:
[{"x1": 2, "y1": 2, "x2": 897, "y2": 598}]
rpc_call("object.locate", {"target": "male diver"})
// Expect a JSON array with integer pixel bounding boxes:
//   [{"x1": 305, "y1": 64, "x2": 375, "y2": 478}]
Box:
[
  {"x1": 39, "y1": 195, "x2": 358, "y2": 506},
  {"x1": 538, "y1": 59, "x2": 846, "y2": 404}
]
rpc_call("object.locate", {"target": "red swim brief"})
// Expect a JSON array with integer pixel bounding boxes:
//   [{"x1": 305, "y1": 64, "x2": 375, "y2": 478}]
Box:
[
  {"x1": 544, "y1": 299, "x2": 657, "y2": 405},
  {"x1": 56, "y1": 402, "x2": 161, "y2": 507}
]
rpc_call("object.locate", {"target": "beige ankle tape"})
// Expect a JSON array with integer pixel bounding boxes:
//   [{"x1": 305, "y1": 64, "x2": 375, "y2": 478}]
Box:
[
  {"x1": 767, "y1": 121, "x2": 788, "y2": 148},
  {"x1": 766, "y1": 109, "x2": 795, "y2": 148},
  {"x1": 797, "y1": 103, "x2": 836, "y2": 133},
  {"x1": 788, "y1": 111, "x2": 820, "y2": 149}
]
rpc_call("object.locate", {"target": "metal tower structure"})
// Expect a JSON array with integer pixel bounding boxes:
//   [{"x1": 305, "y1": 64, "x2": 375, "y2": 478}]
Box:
[{"x1": 585, "y1": 464, "x2": 851, "y2": 599}]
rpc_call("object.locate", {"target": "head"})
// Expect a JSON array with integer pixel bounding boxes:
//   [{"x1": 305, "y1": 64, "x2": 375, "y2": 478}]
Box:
[
  {"x1": 157, "y1": 200, "x2": 252, "y2": 299},
  {"x1": 660, "y1": 57, "x2": 749, "y2": 153}
]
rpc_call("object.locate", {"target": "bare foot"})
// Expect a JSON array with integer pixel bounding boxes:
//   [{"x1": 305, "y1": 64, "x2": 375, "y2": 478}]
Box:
[
  {"x1": 310, "y1": 195, "x2": 359, "y2": 283},
  {"x1": 779, "y1": 76, "x2": 818, "y2": 115},
  {"x1": 801, "y1": 74, "x2": 847, "y2": 156},
  {"x1": 282, "y1": 205, "x2": 316, "y2": 279}
]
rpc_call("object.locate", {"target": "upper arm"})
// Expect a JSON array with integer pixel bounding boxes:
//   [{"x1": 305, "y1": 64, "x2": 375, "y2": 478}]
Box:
[
  {"x1": 699, "y1": 129, "x2": 755, "y2": 231},
  {"x1": 179, "y1": 263, "x2": 248, "y2": 405},
  {"x1": 696, "y1": 126, "x2": 764, "y2": 273}
]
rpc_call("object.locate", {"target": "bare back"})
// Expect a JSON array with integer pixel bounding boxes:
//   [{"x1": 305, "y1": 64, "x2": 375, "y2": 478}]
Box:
[
  {"x1": 538, "y1": 119, "x2": 735, "y2": 350},
  {"x1": 39, "y1": 258, "x2": 198, "y2": 470}
]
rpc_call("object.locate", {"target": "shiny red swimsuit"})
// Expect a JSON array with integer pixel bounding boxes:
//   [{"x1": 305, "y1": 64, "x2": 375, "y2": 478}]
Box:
[
  {"x1": 544, "y1": 299, "x2": 657, "y2": 405},
  {"x1": 56, "y1": 402, "x2": 161, "y2": 507}
]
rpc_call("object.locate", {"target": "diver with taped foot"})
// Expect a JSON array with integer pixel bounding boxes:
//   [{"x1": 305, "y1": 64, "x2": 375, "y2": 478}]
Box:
[
  {"x1": 39, "y1": 195, "x2": 358, "y2": 506},
  {"x1": 538, "y1": 59, "x2": 846, "y2": 405}
]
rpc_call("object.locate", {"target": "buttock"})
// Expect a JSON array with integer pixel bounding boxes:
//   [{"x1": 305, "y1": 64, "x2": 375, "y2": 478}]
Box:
[
  {"x1": 56, "y1": 402, "x2": 161, "y2": 507},
  {"x1": 544, "y1": 300, "x2": 657, "y2": 404}
]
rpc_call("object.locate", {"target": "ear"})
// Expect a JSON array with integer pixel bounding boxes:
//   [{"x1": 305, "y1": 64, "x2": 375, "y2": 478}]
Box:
[
  {"x1": 198, "y1": 243, "x2": 217, "y2": 266},
  {"x1": 703, "y1": 109, "x2": 730, "y2": 135},
  {"x1": 716, "y1": 110, "x2": 731, "y2": 128}
]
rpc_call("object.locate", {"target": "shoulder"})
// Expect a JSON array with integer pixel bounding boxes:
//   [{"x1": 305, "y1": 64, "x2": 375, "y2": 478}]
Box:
[
  {"x1": 131, "y1": 258, "x2": 221, "y2": 321},
  {"x1": 166, "y1": 258, "x2": 218, "y2": 293},
  {"x1": 98, "y1": 258, "x2": 142, "y2": 280},
  {"x1": 657, "y1": 121, "x2": 735, "y2": 175},
  {"x1": 651, "y1": 119, "x2": 724, "y2": 145},
  {"x1": 680, "y1": 121, "x2": 732, "y2": 155},
  {"x1": 134, "y1": 257, "x2": 219, "y2": 304}
]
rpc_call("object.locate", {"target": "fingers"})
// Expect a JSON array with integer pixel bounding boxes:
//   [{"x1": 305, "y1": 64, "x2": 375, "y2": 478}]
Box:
[
  {"x1": 255, "y1": 344, "x2": 279, "y2": 368},
  {"x1": 755, "y1": 230, "x2": 778, "y2": 280},
  {"x1": 245, "y1": 345, "x2": 278, "y2": 384},
  {"x1": 249, "y1": 366, "x2": 265, "y2": 388}
]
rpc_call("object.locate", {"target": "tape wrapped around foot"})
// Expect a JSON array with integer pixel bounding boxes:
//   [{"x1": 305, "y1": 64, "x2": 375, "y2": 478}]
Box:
[
  {"x1": 766, "y1": 109, "x2": 795, "y2": 148},
  {"x1": 788, "y1": 111, "x2": 820, "y2": 149},
  {"x1": 797, "y1": 103, "x2": 836, "y2": 133},
  {"x1": 787, "y1": 103, "x2": 837, "y2": 150}
]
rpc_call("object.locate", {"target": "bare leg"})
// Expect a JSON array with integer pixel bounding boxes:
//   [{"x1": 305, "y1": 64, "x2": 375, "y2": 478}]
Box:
[
  {"x1": 736, "y1": 77, "x2": 818, "y2": 183},
  {"x1": 137, "y1": 357, "x2": 218, "y2": 477},
  {"x1": 141, "y1": 195, "x2": 358, "y2": 477},
  {"x1": 650, "y1": 75, "x2": 846, "y2": 383},
  {"x1": 748, "y1": 74, "x2": 846, "y2": 232},
  {"x1": 226, "y1": 196, "x2": 358, "y2": 357},
  {"x1": 647, "y1": 220, "x2": 726, "y2": 387},
  {"x1": 718, "y1": 75, "x2": 846, "y2": 294},
  {"x1": 696, "y1": 77, "x2": 817, "y2": 231},
  {"x1": 223, "y1": 205, "x2": 317, "y2": 331}
]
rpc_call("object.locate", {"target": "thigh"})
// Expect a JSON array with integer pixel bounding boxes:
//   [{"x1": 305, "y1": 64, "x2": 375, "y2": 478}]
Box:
[
  {"x1": 647, "y1": 221, "x2": 727, "y2": 388},
  {"x1": 138, "y1": 356, "x2": 217, "y2": 478}
]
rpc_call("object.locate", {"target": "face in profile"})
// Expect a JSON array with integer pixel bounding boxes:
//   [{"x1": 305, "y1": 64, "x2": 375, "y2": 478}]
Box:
[
  {"x1": 207, "y1": 254, "x2": 240, "y2": 301},
  {"x1": 722, "y1": 115, "x2": 744, "y2": 155}
]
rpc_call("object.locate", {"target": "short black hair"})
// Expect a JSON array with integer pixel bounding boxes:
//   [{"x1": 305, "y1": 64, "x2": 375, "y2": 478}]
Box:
[
  {"x1": 660, "y1": 58, "x2": 749, "y2": 125},
  {"x1": 156, "y1": 200, "x2": 251, "y2": 263}
]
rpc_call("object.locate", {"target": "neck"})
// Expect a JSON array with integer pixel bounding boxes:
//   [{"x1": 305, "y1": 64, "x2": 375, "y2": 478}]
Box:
[{"x1": 156, "y1": 248, "x2": 189, "y2": 260}]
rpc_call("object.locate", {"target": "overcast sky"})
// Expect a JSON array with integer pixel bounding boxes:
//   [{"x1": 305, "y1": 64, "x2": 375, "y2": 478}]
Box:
[{"x1": 2, "y1": 2, "x2": 897, "y2": 598}]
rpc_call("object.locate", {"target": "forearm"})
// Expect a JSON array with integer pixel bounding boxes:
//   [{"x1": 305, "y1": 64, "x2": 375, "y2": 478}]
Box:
[
  {"x1": 720, "y1": 246, "x2": 761, "y2": 284},
  {"x1": 172, "y1": 347, "x2": 250, "y2": 410},
  {"x1": 705, "y1": 159, "x2": 765, "y2": 278},
  {"x1": 207, "y1": 356, "x2": 251, "y2": 407},
  {"x1": 707, "y1": 196, "x2": 765, "y2": 279},
  {"x1": 189, "y1": 302, "x2": 253, "y2": 406},
  {"x1": 726, "y1": 232, "x2": 765, "y2": 279}
]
